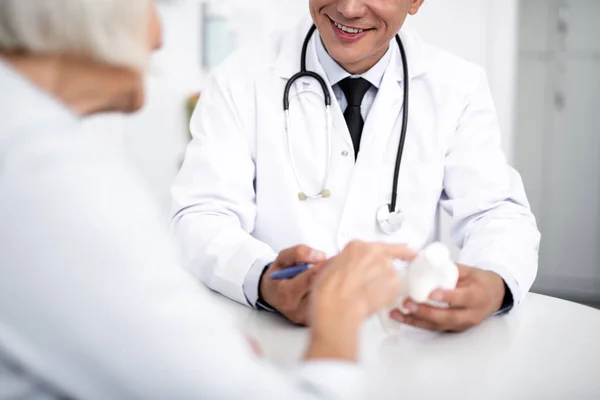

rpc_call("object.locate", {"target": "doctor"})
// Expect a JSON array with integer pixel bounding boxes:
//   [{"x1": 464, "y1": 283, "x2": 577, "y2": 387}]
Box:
[{"x1": 172, "y1": 0, "x2": 541, "y2": 332}]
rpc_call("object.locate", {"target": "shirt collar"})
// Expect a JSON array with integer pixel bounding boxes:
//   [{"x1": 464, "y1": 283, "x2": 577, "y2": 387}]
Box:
[{"x1": 315, "y1": 35, "x2": 392, "y2": 89}]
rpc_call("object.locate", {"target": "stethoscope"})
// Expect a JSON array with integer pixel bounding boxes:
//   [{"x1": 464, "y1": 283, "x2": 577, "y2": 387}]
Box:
[{"x1": 283, "y1": 25, "x2": 410, "y2": 235}]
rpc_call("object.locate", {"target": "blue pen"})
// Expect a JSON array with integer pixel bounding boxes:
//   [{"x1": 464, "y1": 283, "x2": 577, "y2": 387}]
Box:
[{"x1": 270, "y1": 264, "x2": 312, "y2": 280}]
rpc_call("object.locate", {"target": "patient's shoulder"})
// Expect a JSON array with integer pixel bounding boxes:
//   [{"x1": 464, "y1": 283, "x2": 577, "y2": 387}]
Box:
[{"x1": 0, "y1": 117, "x2": 173, "y2": 260}]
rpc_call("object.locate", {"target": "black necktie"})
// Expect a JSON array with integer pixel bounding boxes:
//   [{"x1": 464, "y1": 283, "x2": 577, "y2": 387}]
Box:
[{"x1": 338, "y1": 77, "x2": 372, "y2": 159}]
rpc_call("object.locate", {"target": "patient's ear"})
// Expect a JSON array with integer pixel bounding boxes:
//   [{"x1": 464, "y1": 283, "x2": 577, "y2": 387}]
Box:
[
  {"x1": 409, "y1": 0, "x2": 426, "y2": 16},
  {"x1": 148, "y1": 1, "x2": 163, "y2": 52}
]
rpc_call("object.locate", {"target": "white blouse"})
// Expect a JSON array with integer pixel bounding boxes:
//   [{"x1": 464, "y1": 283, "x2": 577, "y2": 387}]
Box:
[{"x1": 0, "y1": 60, "x2": 366, "y2": 400}]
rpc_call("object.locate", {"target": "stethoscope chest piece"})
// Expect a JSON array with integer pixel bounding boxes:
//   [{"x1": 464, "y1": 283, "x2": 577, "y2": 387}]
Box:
[
  {"x1": 377, "y1": 204, "x2": 404, "y2": 235},
  {"x1": 298, "y1": 189, "x2": 331, "y2": 201}
]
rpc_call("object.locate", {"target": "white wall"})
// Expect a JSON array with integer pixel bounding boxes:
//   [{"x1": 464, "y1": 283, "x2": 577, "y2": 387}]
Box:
[
  {"x1": 83, "y1": 0, "x2": 520, "y2": 219},
  {"x1": 513, "y1": 0, "x2": 600, "y2": 300},
  {"x1": 405, "y1": 0, "x2": 519, "y2": 161},
  {"x1": 82, "y1": 1, "x2": 203, "y2": 214}
]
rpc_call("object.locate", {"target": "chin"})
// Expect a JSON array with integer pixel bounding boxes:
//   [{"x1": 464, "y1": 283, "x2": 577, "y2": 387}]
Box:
[
  {"x1": 321, "y1": 35, "x2": 369, "y2": 67},
  {"x1": 128, "y1": 93, "x2": 146, "y2": 113},
  {"x1": 328, "y1": 46, "x2": 364, "y2": 68},
  {"x1": 122, "y1": 86, "x2": 146, "y2": 114}
]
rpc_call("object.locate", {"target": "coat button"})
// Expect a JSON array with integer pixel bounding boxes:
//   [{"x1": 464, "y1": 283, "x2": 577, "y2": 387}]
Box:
[{"x1": 341, "y1": 150, "x2": 349, "y2": 157}]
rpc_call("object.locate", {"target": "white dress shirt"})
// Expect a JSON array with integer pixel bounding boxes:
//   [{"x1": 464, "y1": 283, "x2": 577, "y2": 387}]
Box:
[
  {"x1": 316, "y1": 36, "x2": 391, "y2": 120},
  {"x1": 0, "y1": 60, "x2": 366, "y2": 399}
]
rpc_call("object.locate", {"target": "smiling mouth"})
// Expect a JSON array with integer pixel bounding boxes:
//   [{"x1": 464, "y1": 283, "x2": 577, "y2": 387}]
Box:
[
  {"x1": 328, "y1": 17, "x2": 372, "y2": 42},
  {"x1": 332, "y1": 20, "x2": 365, "y2": 34}
]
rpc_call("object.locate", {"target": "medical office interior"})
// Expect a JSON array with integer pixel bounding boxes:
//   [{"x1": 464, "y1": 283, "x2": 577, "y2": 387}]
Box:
[{"x1": 81, "y1": 0, "x2": 600, "y2": 308}]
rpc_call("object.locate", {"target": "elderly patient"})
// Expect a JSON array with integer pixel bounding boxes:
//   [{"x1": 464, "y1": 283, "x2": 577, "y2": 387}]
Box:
[{"x1": 0, "y1": 0, "x2": 415, "y2": 399}]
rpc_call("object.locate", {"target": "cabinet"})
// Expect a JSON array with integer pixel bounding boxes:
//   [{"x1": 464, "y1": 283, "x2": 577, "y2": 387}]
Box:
[{"x1": 514, "y1": 0, "x2": 600, "y2": 301}]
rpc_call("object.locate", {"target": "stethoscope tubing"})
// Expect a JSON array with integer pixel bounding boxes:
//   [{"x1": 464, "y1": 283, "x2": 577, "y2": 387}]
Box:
[{"x1": 282, "y1": 24, "x2": 410, "y2": 232}]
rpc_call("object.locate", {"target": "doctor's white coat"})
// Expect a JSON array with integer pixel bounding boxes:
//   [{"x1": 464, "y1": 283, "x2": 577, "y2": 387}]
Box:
[{"x1": 171, "y1": 19, "x2": 541, "y2": 308}]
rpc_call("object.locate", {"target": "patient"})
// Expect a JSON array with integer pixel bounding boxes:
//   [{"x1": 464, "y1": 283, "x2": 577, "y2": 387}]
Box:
[{"x1": 0, "y1": 1, "x2": 415, "y2": 398}]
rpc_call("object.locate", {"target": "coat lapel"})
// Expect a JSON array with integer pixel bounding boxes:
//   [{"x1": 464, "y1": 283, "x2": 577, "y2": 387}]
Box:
[
  {"x1": 360, "y1": 29, "x2": 430, "y2": 161},
  {"x1": 360, "y1": 45, "x2": 404, "y2": 157}
]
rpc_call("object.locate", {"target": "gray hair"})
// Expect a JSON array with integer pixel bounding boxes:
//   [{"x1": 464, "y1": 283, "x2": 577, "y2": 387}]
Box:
[{"x1": 0, "y1": 0, "x2": 151, "y2": 69}]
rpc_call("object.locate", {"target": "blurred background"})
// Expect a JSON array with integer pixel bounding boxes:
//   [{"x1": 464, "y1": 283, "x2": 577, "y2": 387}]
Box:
[{"x1": 81, "y1": 0, "x2": 600, "y2": 307}]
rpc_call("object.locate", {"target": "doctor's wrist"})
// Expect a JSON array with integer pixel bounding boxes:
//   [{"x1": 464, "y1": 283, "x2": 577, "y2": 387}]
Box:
[
  {"x1": 497, "y1": 280, "x2": 514, "y2": 314},
  {"x1": 257, "y1": 262, "x2": 274, "y2": 309}
]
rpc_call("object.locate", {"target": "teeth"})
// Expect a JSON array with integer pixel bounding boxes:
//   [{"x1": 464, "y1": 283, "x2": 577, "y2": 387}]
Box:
[{"x1": 334, "y1": 21, "x2": 364, "y2": 34}]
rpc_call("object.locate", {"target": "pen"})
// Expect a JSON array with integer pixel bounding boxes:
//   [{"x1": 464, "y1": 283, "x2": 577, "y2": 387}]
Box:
[{"x1": 270, "y1": 264, "x2": 312, "y2": 280}]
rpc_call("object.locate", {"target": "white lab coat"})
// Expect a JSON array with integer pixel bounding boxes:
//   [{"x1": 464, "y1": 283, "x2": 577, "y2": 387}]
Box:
[
  {"x1": 0, "y1": 60, "x2": 366, "y2": 399},
  {"x1": 171, "y1": 18, "x2": 540, "y2": 308}
]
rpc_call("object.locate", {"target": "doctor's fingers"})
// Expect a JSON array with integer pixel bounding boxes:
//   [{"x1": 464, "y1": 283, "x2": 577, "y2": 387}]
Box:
[
  {"x1": 285, "y1": 294, "x2": 311, "y2": 326},
  {"x1": 431, "y1": 287, "x2": 479, "y2": 309},
  {"x1": 390, "y1": 309, "x2": 443, "y2": 332},
  {"x1": 404, "y1": 305, "x2": 483, "y2": 332},
  {"x1": 291, "y1": 264, "x2": 323, "y2": 289},
  {"x1": 390, "y1": 309, "x2": 470, "y2": 333},
  {"x1": 275, "y1": 268, "x2": 318, "y2": 303}
]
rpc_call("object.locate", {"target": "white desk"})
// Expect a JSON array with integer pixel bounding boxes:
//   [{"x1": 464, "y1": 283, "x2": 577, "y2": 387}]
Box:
[{"x1": 211, "y1": 293, "x2": 600, "y2": 399}]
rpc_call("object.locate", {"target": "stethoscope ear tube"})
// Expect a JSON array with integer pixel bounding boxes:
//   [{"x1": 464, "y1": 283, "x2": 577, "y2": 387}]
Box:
[
  {"x1": 283, "y1": 23, "x2": 331, "y2": 112},
  {"x1": 283, "y1": 71, "x2": 331, "y2": 111}
]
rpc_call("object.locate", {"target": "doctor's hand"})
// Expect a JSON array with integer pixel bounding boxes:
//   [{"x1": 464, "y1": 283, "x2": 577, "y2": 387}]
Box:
[
  {"x1": 259, "y1": 245, "x2": 328, "y2": 325},
  {"x1": 390, "y1": 264, "x2": 506, "y2": 332}
]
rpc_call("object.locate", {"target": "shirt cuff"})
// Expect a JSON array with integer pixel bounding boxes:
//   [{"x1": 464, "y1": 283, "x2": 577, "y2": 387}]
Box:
[
  {"x1": 243, "y1": 257, "x2": 276, "y2": 309},
  {"x1": 496, "y1": 280, "x2": 514, "y2": 315},
  {"x1": 475, "y1": 262, "x2": 519, "y2": 315},
  {"x1": 290, "y1": 361, "x2": 368, "y2": 400}
]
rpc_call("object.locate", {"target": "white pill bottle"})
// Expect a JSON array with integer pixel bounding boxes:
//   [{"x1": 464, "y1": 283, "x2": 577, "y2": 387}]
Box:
[{"x1": 379, "y1": 242, "x2": 459, "y2": 334}]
